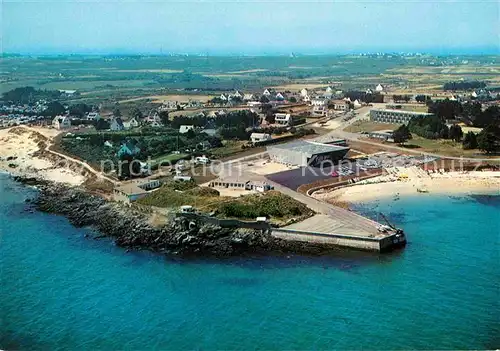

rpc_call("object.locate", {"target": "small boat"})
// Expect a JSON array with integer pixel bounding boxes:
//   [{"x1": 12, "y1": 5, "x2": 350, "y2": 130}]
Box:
[{"x1": 417, "y1": 188, "x2": 428, "y2": 193}]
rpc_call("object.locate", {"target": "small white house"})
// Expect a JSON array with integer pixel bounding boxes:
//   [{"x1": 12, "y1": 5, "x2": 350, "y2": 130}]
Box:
[
  {"x1": 232, "y1": 90, "x2": 243, "y2": 99},
  {"x1": 179, "y1": 125, "x2": 195, "y2": 134},
  {"x1": 376, "y1": 84, "x2": 384, "y2": 92},
  {"x1": 300, "y1": 88, "x2": 309, "y2": 97},
  {"x1": 250, "y1": 133, "x2": 272, "y2": 143},
  {"x1": 110, "y1": 117, "x2": 125, "y2": 131},
  {"x1": 353, "y1": 99, "x2": 362, "y2": 109},
  {"x1": 52, "y1": 115, "x2": 71, "y2": 130},
  {"x1": 243, "y1": 93, "x2": 255, "y2": 101},
  {"x1": 311, "y1": 98, "x2": 327, "y2": 106},
  {"x1": 275, "y1": 92, "x2": 285, "y2": 101},
  {"x1": 86, "y1": 112, "x2": 101, "y2": 121},
  {"x1": 124, "y1": 117, "x2": 140, "y2": 129},
  {"x1": 263, "y1": 89, "x2": 272, "y2": 96},
  {"x1": 220, "y1": 94, "x2": 228, "y2": 101},
  {"x1": 274, "y1": 113, "x2": 292, "y2": 126}
]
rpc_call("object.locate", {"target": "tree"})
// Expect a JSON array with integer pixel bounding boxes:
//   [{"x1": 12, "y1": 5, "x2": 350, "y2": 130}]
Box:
[
  {"x1": 260, "y1": 95, "x2": 270, "y2": 103},
  {"x1": 131, "y1": 107, "x2": 143, "y2": 119},
  {"x1": 113, "y1": 107, "x2": 122, "y2": 117},
  {"x1": 94, "y1": 119, "x2": 110, "y2": 131},
  {"x1": 69, "y1": 103, "x2": 93, "y2": 118},
  {"x1": 448, "y1": 125, "x2": 463, "y2": 142},
  {"x1": 477, "y1": 125, "x2": 500, "y2": 154},
  {"x1": 462, "y1": 131, "x2": 478, "y2": 150},
  {"x1": 43, "y1": 101, "x2": 66, "y2": 117},
  {"x1": 393, "y1": 124, "x2": 412, "y2": 144},
  {"x1": 289, "y1": 96, "x2": 297, "y2": 103},
  {"x1": 159, "y1": 111, "x2": 170, "y2": 125},
  {"x1": 473, "y1": 105, "x2": 500, "y2": 128}
]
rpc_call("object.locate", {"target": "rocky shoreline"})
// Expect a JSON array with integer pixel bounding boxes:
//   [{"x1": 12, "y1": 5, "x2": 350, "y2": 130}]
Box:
[{"x1": 16, "y1": 176, "x2": 335, "y2": 258}]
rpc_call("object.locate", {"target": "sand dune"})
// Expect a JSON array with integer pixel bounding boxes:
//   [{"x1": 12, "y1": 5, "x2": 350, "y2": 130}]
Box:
[{"x1": 0, "y1": 127, "x2": 85, "y2": 185}]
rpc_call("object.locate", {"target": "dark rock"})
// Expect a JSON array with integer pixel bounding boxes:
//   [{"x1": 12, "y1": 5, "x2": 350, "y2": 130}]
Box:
[{"x1": 14, "y1": 176, "x2": 333, "y2": 258}]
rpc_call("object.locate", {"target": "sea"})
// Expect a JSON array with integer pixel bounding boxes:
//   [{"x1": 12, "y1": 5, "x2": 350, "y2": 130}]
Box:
[{"x1": 1, "y1": 173, "x2": 499, "y2": 350}]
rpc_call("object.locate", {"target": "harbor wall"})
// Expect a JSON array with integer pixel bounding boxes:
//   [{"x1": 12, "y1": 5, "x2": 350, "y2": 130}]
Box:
[{"x1": 272, "y1": 228, "x2": 405, "y2": 252}]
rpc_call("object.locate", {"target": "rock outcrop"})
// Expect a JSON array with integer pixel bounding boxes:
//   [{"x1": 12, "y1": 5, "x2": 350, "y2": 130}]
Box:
[{"x1": 24, "y1": 180, "x2": 329, "y2": 257}]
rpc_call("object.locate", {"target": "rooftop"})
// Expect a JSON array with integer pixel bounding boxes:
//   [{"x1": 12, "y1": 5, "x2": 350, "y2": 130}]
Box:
[
  {"x1": 372, "y1": 108, "x2": 434, "y2": 116},
  {"x1": 268, "y1": 140, "x2": 349, "y2": 155},
  {"x1": 114, "y1": 183, "x2": 148, "y2": 196}
]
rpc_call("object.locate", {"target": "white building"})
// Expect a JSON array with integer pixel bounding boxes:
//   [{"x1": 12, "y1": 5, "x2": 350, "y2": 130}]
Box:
[
  {"x1": 110, "y1": 117, "x2": 125, "y2": 131},
  {"x1": 275, "y1": 113, "x2": 292, "y2": 126},
  {"x1": 243, "y1": 93, "x2": 255, "y2": 101},
  {"x1": 124, "y1": 117, "x2": 140, "y2": 129},
  {"x1": 86, "y1": 112, "x2": 101, "y2": 121},
  {"x1": 300, "y1": 88, "x2": 309, "y2": 98},
  {"x1": 311, "y1": 98, "x2": 327, "y2": 106},
  {"x1": 179, "y1": 125, "x2": 195, "y2": 134},
  {"x1": 263, "y1": 89, "x2": 272, "y2": 96},
  {"x1": 250, "y1": 132, "x2": 272, "y2": 143},
  {"x1": 376, "y1": 84, "x2": 384, "y2": 92},
  {"x1": 52, "y1": 115, "x2": 71, "y2": 130}
]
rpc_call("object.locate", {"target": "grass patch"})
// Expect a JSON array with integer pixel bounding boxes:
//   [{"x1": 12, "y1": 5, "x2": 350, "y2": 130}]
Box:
[
  {"x1": 137, "y1": 183, "x2": 314, "y2": 223},
  {"x1": 345, "y1": 120, "x2": 400, "y2": 133}
]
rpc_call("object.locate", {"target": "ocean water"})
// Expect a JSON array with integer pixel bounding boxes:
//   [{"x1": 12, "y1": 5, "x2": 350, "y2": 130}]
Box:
[{"x1": 1, "y1": 174, "x2": 499, "y2": 350}]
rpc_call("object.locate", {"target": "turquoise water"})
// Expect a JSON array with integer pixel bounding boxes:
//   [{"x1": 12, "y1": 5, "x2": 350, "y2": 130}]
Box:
[{"x1": 1, "y1": 174, "x2": 499, "y2": 350}]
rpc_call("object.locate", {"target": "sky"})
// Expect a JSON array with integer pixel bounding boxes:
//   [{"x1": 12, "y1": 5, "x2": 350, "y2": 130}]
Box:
[{"x1": 2, "y1": 0, "x2": 499, "y2": 55}]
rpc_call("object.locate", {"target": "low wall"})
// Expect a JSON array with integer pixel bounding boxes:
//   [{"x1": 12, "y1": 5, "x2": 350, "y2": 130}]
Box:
[
  {"x1": 271, "y1": 228, "x2": 382, "y2": 251},
  {"x1": 177, "y1": 212, "x2": 270, "y2": 230},
  {"x1": 304, "y1": 171, "x2": 384, "y2": 196},
  {"x1": 272, "y1": 228, "x2": 405, "y2": 252}
]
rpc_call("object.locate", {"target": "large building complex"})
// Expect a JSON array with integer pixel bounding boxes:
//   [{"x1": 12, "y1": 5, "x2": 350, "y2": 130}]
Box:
[
  {"x1": 267, "y1": 140, "x2": 350, "y2": 167},
  {"x1": 370, "y1": 109, "x2": 433, "y2": 124}
]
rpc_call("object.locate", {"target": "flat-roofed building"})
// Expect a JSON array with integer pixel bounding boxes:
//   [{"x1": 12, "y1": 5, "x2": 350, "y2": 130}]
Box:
[
  {"x1": 370, "y1": 108, "x2": 433, "y2": 124},
  {"x1": 208, "y1": 177, "x2": 274, "y2": 192},
  {"x1": 113, "y1": 179, "x2": 161, "y2": 204},
  {"x1": 267, "y1": 140, "x2": 350, "y2": 167}
]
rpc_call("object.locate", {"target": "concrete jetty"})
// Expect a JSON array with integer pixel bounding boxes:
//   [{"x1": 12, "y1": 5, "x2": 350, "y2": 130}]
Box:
[{"x1": 266, "y1": 180, "x2": 406, "y2": 252}]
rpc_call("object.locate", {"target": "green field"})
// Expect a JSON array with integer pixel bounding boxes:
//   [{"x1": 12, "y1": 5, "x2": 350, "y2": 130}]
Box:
[{"x1": 3, "y1": 54, "x2": 498, "y2": 102}]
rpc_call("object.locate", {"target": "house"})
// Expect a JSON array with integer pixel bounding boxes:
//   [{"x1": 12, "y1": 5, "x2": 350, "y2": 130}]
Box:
[
  {"x1": 263, "y1": 89, "x2": 272, "y2": 96},
  {"x1": 325, "y1": 87, "x2": 333, "y2": 94},
  {"x1": 275, "y1": 92, "x2": 285, "y2": 101},
  {"x1": 353, "y1": 99, "x2": 362, "y2": 109},
  {"x1": 117, "y1": 141, "x2": 140, "y2": 158},
  {"x1": 144, "y1": 111, "x2": 163, "y2": 127},
  {"x1": 250, "y1": 132, "x2": 272, "y2": 143},
  {"x1": 376, "y1": 84, "x2": 384, "y2": 92},
  {"x1": 232, "y1": 90, "x2": 243, "y2": 99},
  {"x1": 366, "y1": 88, "x2": 373, "y2": 94},
  {"x1": 220, "y1": 94, "x2": 229, "y2": 101},
  {"x1": 332, "y1": 100, "x2": 350, "y2": 111},
  {"x1": 275, "y1": 113, "x2": 292, "y2": 126},
  {"x1": 86, "y1": 112, "x2": 101, "y2": 121},
  {"x1": 113, "y1": 179, "x2": 161, "y2": 204},
  {"x1": 300, "y1": 88, "x2": 309, "y2": 98},
  {"x1": 243, "y1": 93, "x2": 255, "y2": 101},
  {"x1": 311, "y1": 98, "x2": 327, "y2": 106},
  {"x1": 58, "y1": 90, "x2": 77, "y2": 97},
  {"x1": 179, "y1": 125, "x2": 195, "y2": 134},
  {"x1": 52, "y1": 115, "x2": 71, "y2": 130},
  {"x1": 123, "y1": 117, "x2": 140, "y2": 129},
  {"x1": 312, "y1": 105, "x2": 327, "y2": 116},
  {"x1": 208, "y1": 176, "x2": 274, "y2": 193},
  {"x1": 110, "y1": 117, "x2": 125, "y2": 131}
]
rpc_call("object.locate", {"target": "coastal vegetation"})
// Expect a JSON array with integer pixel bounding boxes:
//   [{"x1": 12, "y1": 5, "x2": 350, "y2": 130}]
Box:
[{"x1": 137, "y1": 182, "x2": 314, "y2": 223}]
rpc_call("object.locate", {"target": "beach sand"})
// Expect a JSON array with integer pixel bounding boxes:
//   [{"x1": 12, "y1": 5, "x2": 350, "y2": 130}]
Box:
[
  {"x1": 0, "y1": 127, "x2": 86, "y2": 185},
  {"x1": 313, "y1": 168, "x2": 500, "y2": 204}
]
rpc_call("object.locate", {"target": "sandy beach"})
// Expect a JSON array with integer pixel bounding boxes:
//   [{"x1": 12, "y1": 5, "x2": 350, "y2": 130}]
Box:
[
  {"x1": 313, "y1": 167, "x2": 500, "y2": 204},
  {"x1": 0, "y1": 127, "x2": 86, "y2": 185}
]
